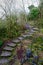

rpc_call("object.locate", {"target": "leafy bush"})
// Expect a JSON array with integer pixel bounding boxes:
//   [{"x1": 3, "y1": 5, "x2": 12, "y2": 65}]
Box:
[
  {"x1": 0, "y1": 27, "x2": 7, "y2": 39},
  {"x1": 0, "y1": 40, "x2": 3, "y2": 48},
  {"x1": 6, "y1": 22, "x2": 21, "y2": 38},
  {"x1": 40, "y1": 28, "x2": 43, "y2": 33}
]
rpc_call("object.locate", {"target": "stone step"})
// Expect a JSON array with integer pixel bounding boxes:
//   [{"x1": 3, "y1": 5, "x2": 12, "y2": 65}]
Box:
[
  {"x1": 33, "y1": 28, "x2": 39, "y2": 31},
  {"x1": 22, "y1": 34, "x2": 32, "y2": 38},
  {"x1": 22, "y1": 35, "x2": 28, "y2": 38},
  {"x1": 29, "y1": 32, "x2": 33, "y2": 35},
  {"x1": 12, "y1": 39, "x2": 20, "y2": 43},
  {"x1": 30, "y1": 30, "x2": 36, "y2": 33},
  {"x1": 3, "y1": 46, "x2": 14, "y2": 51},
  {"x1": 26, "y1": 32, "x2": 33, "y2": 35},
  {"x1": 7, "y1": 43, "x2": 16, "y2": 47},
  {"x1": 18, "y1": 37, "x2": 24, "y2": 40},
  {"x1": 1, "y1": 51, "x2": 11, "y2": 57},
  {"x1": 0, "y1": 58, "x2": 9, "y2": 64}
]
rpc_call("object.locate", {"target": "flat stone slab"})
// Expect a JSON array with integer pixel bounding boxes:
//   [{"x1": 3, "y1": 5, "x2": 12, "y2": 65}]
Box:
[
  {"x1": 27, "y1": 34, "x2": 32, "y2": 36},
  {"x1": 29, "y1": 32, "x2": 33, "y2": 35},
  {"x1": 22, "y1": 34, "x2": 32, "y2": 38},
  {"x1": 12, "y1": 39, "x2": 20, "y2": 43},
  {"x1": 30, "y1": 30, "x2": 36, "y2": 33},
  {"x1": 22, "y1": 35, "x2": 28, "y2": 38},
  {"x1": 7, "y1": 43, "x2": 16, "y2": 47},
  {"x1": 33, "y1": 28, "x2": 38, "y2": 30},
  {"x1": 1, "y1": 51, "x2": 11, "y2": 57},
  {"x1": 0, "y1": 58, "x2": 9, "y2": 64},
  {"x1": 26, "y1": 32, "x2": 33, "y2": 34},
  {"x1": 3, "y1": 46, "x2": 14, "y2": 51},
  {"x1": 18, "y1": 37, "x2": 24, "y2": 40}
]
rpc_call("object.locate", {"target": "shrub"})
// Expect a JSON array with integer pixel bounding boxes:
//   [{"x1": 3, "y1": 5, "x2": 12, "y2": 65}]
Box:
[
  {"x1": 0, "y1": 27, "x2": 7, "y2": 39},
  {"x1": 0, "y1": 40, "x2": 3, "y2": 48}
]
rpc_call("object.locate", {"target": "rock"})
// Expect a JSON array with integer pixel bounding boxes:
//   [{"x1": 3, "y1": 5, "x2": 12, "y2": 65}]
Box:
[
  {"x1": 12, "y1": 39, "x2": 20, "y2": 43},
  {"x1": 3, "y1": 46, "x2": 14, "y2": 51},
  {"x1": 18, "y1": 37, "x2": 24, "y2": 40},
  {"x1": 22, "y1": 35, "x2": 28, "y2": 38},
  {"x1": 29, "y1": 32, "x2": 33, "y2": 35},
  {"x1": 30, "y1": 29, "x2": 36, "y2": 33},
  {"x1": 0, "y1": 58, "x2": 9, "y2": 64},
  {"x1": 22, "y1": 34, "x2": 32, "y2": 38},
  {"x1": 1, "y1": 51, "x2": 11, "y2": 57},
  {"x1": 33, "y1": 28, "x2": 39, "y2": 31},
  {"x1": 7, "y1": 43, "x2": 16, "y2": 47}
]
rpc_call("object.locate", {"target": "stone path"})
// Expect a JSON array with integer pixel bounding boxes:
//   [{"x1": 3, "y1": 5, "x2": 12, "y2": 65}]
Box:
[
  {"x1": 10, "y1": 29, "x2": 38, "y2": 65},
  {"x1": 0, "y1": 28, "x2": 38, "y2": 65},
  {"x1": 0, "y1": 42, "x2": 17, "y2": 65}
]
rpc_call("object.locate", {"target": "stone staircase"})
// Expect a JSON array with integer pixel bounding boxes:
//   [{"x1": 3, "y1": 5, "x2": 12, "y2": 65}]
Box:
[
  {"x1": 0, "y1": 42, "x2": 17, "y2": 65},
  {"x1": 0, "y1": 28, "x2": 38, "y2": 65}
]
